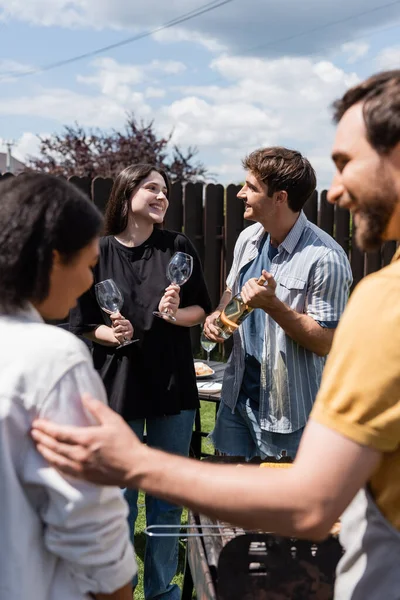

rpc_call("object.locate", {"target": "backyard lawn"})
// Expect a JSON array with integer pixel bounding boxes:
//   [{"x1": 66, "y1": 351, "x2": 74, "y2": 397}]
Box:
[{"x1": 133, "y1": 399, "x2": 217, "y2": 599}]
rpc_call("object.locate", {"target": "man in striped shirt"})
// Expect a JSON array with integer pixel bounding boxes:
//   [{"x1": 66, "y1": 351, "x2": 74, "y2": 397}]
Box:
[{"x1": 205, "y1": 147, "x2": 352, "y2": 460}]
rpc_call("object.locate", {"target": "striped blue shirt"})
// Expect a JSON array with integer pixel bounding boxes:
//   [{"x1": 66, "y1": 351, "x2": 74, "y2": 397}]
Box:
[{"x1": 221, "y1": 211, "x2": 353, "y2": 433}]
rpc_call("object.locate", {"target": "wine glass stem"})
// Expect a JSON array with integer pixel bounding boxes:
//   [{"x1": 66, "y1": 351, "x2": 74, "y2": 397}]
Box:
[{"x1": 207, "y1": 351, "x2": 210, "y2": 363}]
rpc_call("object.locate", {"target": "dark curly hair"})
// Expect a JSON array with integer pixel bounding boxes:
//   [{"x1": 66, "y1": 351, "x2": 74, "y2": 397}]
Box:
[
  {"x1": 104, "y1": 164, "x2": 170, "y2": 235},
  {"x1": 242, "y1": 147, "x2": 316, "y2": 213},
  {"x1": 332, "y1": 70, "x2": 400, "y2": 154},
  {"x1": 0, "y1": 173, "x2": 103, "y2": 313}
]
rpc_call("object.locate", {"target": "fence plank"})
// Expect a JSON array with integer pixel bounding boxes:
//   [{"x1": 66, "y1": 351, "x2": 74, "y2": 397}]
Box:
[
  {"x1": 164, "y1": 182, "x2": 183, "y2": 232},
  {"x1": 183, "y1": 182, "x2": 204, "y2": 355},
  {"x1": 68, "y1": 176, "x2": 91, "y2": 198},
  {"x1": 350, "y1": 241, "x2": 365, "y2": 290},
  {"x1": 184, "y1": 182, "x2": 204, "y2": 263},
  {"x1": 225, "y1": 184, "x2": 243, "y2": 277},
  {"x1": 365, "y1": 250, "x2": 382, "y2": 276},
  {"x1": 318, "y1": 190, "x2": 334, "y2": 237},
  {"x1": 382, "y1": 241, "x2": 397, "y2": 267},
  {"x1": 204, "y1": 184, "x2": 224, "y2": 309},
  {"x1": 303, "y1": 190, "x2": 318, "y2": 225},
  {"x1": 0, "y1": 172, "x2": 14, "y2": 181},
  {"x1": 92, "y1": 177, "x2": 113, "y2": 213},
  {"x1": 335, "y1": 206, "x2": 350, "y2": 255}
]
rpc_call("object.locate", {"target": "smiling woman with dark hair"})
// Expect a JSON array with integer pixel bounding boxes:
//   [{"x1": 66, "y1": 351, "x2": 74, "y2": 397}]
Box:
[
  {"x1": 69, "y1": 163, "x2": 212, "y2": 600},
  {"x1": 0, "y1": 173, "x2": 135, "y2": 600}
]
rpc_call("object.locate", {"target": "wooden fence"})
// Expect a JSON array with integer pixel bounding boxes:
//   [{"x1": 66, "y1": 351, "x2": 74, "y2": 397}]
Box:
[{"x1": 0, "y1": 172, "x2": 397, "y2": 313}]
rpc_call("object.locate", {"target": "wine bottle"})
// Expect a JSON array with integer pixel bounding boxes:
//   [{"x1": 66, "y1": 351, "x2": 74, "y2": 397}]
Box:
[{"x1": 214, "y1": 275, "x2": 267, "y2": 340}]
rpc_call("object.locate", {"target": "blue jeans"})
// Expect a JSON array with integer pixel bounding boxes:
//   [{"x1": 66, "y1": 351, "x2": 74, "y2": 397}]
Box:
[
  {"x1": 125, "y1": 409, "x2": 196, "y2": 600},
  {"x1": 211, "y1": 396, "x2": 304, "y2": 461}
]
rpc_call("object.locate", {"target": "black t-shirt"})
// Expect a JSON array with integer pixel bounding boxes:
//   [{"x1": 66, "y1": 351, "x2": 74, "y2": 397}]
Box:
[{"x1": 69, "y1": 229, "x2": 212, "y2": 420}]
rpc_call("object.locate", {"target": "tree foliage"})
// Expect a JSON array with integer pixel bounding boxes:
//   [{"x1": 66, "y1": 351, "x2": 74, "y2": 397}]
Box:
[{"x1": 27, "y1": 114, "x2": 207, "y2": 183}]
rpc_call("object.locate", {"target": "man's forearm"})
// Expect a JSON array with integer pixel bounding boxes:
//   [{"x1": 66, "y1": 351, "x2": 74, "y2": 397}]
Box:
[
  {"x1": 124, "y1": 421, "x2": 379, "y2": 543},
  {"x1": 216, "y1": 289, "x2": 232, "y2": 312},
  {"x1": 127, "y1": 446, "x2": 324, "y2": 540},
  {"x1": 265, "y1": 297, "x2": 334, "y2": 356}
]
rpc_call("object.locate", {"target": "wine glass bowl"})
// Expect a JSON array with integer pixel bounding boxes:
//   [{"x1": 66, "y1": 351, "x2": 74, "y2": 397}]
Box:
[
  {"x1": 95, "y1": 279, "x2": 137, "y2": 349},
  {"x1": 153, "y1": 252, "x2": 194, "y2": 322},
  {"x1": 200, "y1": 331, "x2": 217, "y2": 363},
  {"x1": 95, "y1": 279, "x2": 123, "y2": 315},
  {"x1": 167, "y1": 253, "x2": 193, "y2": 286}
]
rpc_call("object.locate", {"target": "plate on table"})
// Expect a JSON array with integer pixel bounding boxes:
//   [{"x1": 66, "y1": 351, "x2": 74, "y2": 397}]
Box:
[
  {"x1": 194, "y1": 361, "x2": 215, "y2": 378},
  {"x1": 196, "y1": 381, "x2": 222, "y2": 394}
]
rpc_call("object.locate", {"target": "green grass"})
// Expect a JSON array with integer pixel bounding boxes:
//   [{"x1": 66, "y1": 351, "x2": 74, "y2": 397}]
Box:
[
  {"x1": 133, "y1": 400, "x2": 217, "y2": 599},
  {"x1": 199, "y1": 399, "x2": 218, "y2": 456}
]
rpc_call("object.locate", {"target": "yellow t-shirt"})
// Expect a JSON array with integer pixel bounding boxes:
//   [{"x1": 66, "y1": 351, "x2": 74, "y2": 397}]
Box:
[{"x1": 311, "y1": 257, "x2": 400, "y2": 530}]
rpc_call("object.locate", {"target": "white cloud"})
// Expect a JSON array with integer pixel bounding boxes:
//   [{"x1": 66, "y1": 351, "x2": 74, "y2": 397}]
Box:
[
  {"x1": 0, "y1": 0, "x2": 399, "y2": 59},
  {"x1": 145, "y1": 87, "x2": 166, "y2": 98},
  {"x1": 158, "y1": 96, "x2": 279, "y2": 148},
  {"x1": 0, "y1": 59, "x2": 34, "y2": 82},
  {"x1": 0, "y1": 0, "x2": 87, "y2": 27},
  {"x1": 0, "y1": 86, "x2": 151, "y2": 128},
  {"x1": 341, "y1": 41, "x2": 369, "y2": 64},
  {"x1": 168, "y1": 55, "x2": 357, "y2": 147},
  {"x1": 208, "y1": 159, "x2": 245, "y2": 185},
  {"x1": 149, "y1": 60, "x2": 186, "y2": 75},
  {"x1": 0, "y1": 0, "x2": 86, "y2": 27},
  {"x1": 159, "y1": 54, "x2": 357, "y2": 187},
  {"x1": 307, "y1": 152, "x2": 335, "y2": 191},
  {"x1": 77, "y1": 57, "x2": 185, "y2": 102},
  {"x1": 375, "y1": 46, "x2": 400, "y2": 70},
  {"x1": 153, "y1": 27, "x2": 226, "y2": 53},
  {"x1": 77, "y1": 58, "x2": 145, "y2": 101},
  {"x1": 12, "y1": 132, "x2": 45, "y2": 162},
  {"x1": 0, "y1": 53, "x2": 357, "y2": 188}
]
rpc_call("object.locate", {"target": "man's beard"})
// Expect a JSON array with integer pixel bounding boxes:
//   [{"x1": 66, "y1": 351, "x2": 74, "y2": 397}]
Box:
[{"x1": 354, "y1": 179, "x2": 397, "y2": 252}]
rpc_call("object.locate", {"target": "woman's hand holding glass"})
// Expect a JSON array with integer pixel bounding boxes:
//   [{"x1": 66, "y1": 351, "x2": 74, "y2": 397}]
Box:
[
  {"x1": 153, "y1": 252, "x2": 193, "y2": 322},
  {"x1": 110, "y1": 312, "x2": 134, "y2": 346},
  {"x1": 157, "y1": 284, "x2": 180, "y2": 320},
  {"x1": 95, "y1": 279, "x2": 137, "y2": 349}
]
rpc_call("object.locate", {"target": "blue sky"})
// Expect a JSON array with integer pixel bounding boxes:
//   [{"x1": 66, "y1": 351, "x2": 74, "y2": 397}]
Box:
[{"x1": 0, "y1": 0, "x2": 399, "y2": 188}]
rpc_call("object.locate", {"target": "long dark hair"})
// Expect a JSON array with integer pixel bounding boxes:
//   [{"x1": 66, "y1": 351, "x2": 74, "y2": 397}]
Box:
[
  {"x1": 104, "y1": 164, "x2": 171, "y2": 235},
  {"x1": 0, "y1": 173, "x2": 103, "y2": 313}
]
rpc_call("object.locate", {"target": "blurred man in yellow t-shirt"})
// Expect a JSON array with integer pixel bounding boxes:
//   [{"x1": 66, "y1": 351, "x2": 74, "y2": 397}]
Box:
[{"x1": 32, "y1": 70, "x2": 400, "y2": 599}]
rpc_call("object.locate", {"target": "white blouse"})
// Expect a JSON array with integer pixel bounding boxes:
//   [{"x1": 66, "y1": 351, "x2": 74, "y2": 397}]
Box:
[{"x1": 0, "y1": 306, "x2": 136, "y2": 599}]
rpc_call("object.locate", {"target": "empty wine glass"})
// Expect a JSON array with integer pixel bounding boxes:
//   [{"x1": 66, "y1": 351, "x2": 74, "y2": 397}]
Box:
[
  {"x1": 200, "y1": 331, "x2": 217, "y2": 363},
  {"x1": 95, "y1": 279, "x2": 137, "y2": 349},
  {"x1": 153, "y1": 252, "x2": 194, "y2": 322}
]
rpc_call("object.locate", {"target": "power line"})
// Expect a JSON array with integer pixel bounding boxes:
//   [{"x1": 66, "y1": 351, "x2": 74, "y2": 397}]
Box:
[
  {"x1": 184, "y1": 0, "x2": 400, "y2": 89},
  {"x1": 1, "y1": 0, "x2": 399, "y2": 88},
  {"x1": 2, "y1": 0, "x2": 239, "y2": 79},
  {"x1": 133, "y1": 0, "x2": 400, "y2": 96},
  {"x1": 244, "y1": 0, "x2": 400, "y2": 56},
  {"x1": 147, "y1": 15, "x2": 400, "y2": 93}
]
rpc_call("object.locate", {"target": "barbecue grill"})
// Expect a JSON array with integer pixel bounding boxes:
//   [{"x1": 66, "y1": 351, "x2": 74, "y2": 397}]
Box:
[{"x1": 179, "y1": 456, "x2": 343, "y2": 600}]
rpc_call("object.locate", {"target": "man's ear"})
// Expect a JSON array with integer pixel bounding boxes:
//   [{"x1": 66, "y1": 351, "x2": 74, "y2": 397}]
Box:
[{"x1": 274, "y1": 190, "x2": 288, "y2": 205}]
